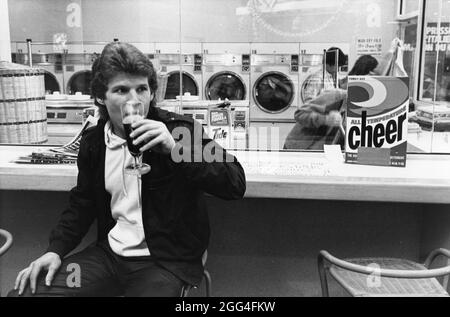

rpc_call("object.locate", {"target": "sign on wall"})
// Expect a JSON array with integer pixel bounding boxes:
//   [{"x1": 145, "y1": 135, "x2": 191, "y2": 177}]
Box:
[
  {"x1": 356, "y1": 37, "x2": 383, "y2": 56},
  {"x1": 425, "y1": 22, "x2": 450, "y2": 51}
]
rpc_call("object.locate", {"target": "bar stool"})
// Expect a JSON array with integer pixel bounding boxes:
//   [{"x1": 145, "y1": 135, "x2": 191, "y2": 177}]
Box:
[
  {"x1": 181, "y1": 250, "x2": 211, "y2": 297},
  {"x1": 0, "y1": 229, "x2": 13, "y2": 257},
  {"x1": 318, "y1": 249, "x2": 450, "y2": 297}
]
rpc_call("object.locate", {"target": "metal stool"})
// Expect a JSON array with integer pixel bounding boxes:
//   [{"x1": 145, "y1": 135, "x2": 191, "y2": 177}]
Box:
[
  {"x1": 0, "y1": 229, "x2": 13, "y2": 257},
  {"x1": 181, "y1": 250, "x2": 211, "y2": 297},
  {"x1": 318, "y1": 249, "x2": 450, "y2": 297}
]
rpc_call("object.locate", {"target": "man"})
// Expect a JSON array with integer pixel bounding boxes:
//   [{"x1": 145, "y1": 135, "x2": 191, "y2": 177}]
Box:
[
  {"x1": 8, "y1": 42, "x2": 246, "y2": 297},
  {"x1": 285, "y1": 54, "x2": 379, "y2": 151},
  {"x1": 301, "y1": 47, "x2": 347, "y2": 104}
]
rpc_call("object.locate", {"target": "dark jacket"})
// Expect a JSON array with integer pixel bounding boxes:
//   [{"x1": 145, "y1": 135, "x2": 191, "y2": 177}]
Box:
[{"x1": 46, "y1": 106, "x2": 246, "y2": 285}]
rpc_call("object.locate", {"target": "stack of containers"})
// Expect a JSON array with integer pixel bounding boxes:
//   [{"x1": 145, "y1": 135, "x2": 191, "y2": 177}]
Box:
[{"x1": 0, "y1": 61, "x2": 48, "y2": 144}]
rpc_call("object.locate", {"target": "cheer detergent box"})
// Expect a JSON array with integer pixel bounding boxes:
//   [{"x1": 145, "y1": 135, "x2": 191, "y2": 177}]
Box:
[{"x1": 345, "y1": 76, "x2": 409, "y2": 167}]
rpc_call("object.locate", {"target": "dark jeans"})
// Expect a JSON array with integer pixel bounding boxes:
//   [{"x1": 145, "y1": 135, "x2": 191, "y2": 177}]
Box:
[{"x1": 7, "y1": 241, "x2": 185, "y2": 297}]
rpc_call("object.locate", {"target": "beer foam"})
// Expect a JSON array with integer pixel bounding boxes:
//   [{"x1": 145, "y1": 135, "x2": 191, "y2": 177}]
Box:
[{"x1": 122, "y1": 114, "x2": 143, "y2": 124}]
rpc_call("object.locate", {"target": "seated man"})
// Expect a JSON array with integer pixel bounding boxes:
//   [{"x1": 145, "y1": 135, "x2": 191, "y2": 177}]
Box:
[{"x1": 8, "y1": 42, "x2": 246, "y2": 297}]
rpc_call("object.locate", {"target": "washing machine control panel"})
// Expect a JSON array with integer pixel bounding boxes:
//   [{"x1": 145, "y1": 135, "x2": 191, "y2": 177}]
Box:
[
  {"x1": 194, "y1": 54, "x2": 202, "y2": 73},
  {"x1": 290, "y1": 54, "x2": 299, "y2": 73},
  {"x1": 242, "y1": 54, "x2": 251, "y2": 73}
]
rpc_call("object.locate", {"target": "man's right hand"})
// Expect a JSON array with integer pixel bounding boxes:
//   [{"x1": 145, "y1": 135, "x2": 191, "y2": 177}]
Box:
[{"x1": 14, "y1": 252, "x2": 61, "y2": 295}]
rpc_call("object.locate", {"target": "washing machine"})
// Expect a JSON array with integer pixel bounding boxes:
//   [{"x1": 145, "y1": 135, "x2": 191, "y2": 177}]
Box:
[
  {"x1": 202, "y1": 43, "x2": 251, "y2": 101},
  {"x1": 63, "y1": 50, "x2": 95, "y2": 96},
  {"x1": 11, "y1": 42, "x2": 65, "y2": 95},
  {"x1": 33, "y1": 52, "x2": 65, "y2": 95},
  {"x1": 154, "y1": 42, "x2": 203, "y2": 101},
  {"x1": 248, "y1": 43, "x2": 300, "y2": 150},
  {"x1": 299, "y1": 43, "x2": 350, "y2": 105}
]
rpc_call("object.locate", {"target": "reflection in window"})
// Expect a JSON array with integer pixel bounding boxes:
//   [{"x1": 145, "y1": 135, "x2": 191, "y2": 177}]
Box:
[
  {"x1": 205, "y1": 72, "x2": 245, "y2": 100},
  {"x1": 254, "y1": 72, "x2": 294, "y2": 113},
  {"x1": 164, "y1": 71, "x2": 199, "y2": 99},
  {"x1": 67, "y1": 70, "x2": 92, "y2": 96}
]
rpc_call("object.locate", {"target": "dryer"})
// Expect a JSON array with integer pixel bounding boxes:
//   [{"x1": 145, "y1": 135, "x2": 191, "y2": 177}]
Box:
[
  {"x1": 62, "y1": 44, "x2": 96, "y2": 96},
  {"x1": 11, "y1": 42, "x2": 64, "y2": 94},
  {"x1": 202, "y1": 43, "x2": 251, "y2": 101},
  {"x1": 155, "y1": 42, "x2": 203, "y2": 100},
  {"x1": 33, "y1": 52, "x2": 65, "y2": 95},
  {"x1": 249, "y1": 43, "x2": 300, "y2": 150}
]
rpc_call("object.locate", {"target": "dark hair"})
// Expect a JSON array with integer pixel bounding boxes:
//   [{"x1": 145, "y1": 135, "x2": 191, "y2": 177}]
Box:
[
  {"x1": 348, "y1": 55, "x2": 379, "y2": 76},
  {"x1": 91, "y1": 42, "x2": 158, "y2": 120},
  {"x1": 325, "y1": 47, "x2": 347, "y2": 67}
]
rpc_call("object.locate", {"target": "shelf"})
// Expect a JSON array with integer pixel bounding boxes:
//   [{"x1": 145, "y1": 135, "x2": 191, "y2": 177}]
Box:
[{"x1": 0, "y1": 146, "x2": 450, "y2": 204}]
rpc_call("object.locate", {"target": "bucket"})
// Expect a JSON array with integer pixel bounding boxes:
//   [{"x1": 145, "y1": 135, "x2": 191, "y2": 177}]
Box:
[{"x1": 0, "y1": 61, "x2": 48, "y2": 144}]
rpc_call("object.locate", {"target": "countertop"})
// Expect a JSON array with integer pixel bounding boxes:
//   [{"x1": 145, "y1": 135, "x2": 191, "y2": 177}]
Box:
[{"x1": 1, "y1": 146, "x2": 450, "y2": 204}]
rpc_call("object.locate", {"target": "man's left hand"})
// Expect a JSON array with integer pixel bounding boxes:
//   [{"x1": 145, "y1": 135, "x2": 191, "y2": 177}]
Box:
[{"x1": 130, "y1": 120, "x2": 176, "y2": 155}]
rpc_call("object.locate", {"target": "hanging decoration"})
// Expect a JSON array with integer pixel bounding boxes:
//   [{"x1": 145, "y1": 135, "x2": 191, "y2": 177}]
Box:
[{"x1": 247, "y1": 0, "x2": 349, "y2": 39}]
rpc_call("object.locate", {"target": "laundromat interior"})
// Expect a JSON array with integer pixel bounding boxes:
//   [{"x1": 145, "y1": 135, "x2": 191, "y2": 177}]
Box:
[
  {"x1": 2, "y1": 0, "x2": 450, "y2": 298},
  {"x1": 6, "y1": 0, "x2": 405, "y2": 149}
]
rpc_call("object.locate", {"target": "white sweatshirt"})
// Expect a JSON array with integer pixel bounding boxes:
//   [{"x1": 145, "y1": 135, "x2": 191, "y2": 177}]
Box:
[{"x1": 104, "y1": 121, "x2": 150, "y2": 257}]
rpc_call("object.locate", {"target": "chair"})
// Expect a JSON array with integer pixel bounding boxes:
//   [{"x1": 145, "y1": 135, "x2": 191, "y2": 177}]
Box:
[
  {"x1": 0, "y1": 229, "x2": 13, "y2": 257},
  {"x1": 318, "y1": 249, "x2": 450, "y2": 297},
  {"x1": 181, "y1": 250, "x2": 212, "y2": 297}
]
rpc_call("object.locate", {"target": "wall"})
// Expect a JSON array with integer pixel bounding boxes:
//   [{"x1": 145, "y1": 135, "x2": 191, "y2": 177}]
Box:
[
  {"x1": 0, "y1": 0, "x2": 11, "y2": 61},
  {"x1": 8, "y1": 0, "x2": 399, "y2": 62},
  {"x1": 0, "y1": 190, "x2": 438, "y2": 297}
]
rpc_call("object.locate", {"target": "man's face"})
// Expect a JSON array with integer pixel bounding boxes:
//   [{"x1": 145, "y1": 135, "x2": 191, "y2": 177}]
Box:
[
  {"x1": 325, "y1": 64, "x2": 338, "y2": 75},
  {"x1": 101, "y1": 72, "x2": 153, "y2": 138}
]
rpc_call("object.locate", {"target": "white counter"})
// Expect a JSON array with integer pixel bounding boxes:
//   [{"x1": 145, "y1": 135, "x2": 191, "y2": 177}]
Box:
[{"x1": 1, "y1": 146, "x2": 450, "y2": 204}]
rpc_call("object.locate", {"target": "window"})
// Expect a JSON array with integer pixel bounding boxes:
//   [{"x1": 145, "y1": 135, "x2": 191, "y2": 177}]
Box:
[{"x1": 4, "y1": 0, "x2": 448, "y2": 153}]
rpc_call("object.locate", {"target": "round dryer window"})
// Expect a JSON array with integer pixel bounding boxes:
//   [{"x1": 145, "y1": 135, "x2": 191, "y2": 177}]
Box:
[
  {"x1": 253, "y1": 72, "x2": 294, "y2": 113},
  {"x1": 68, "y1": 70, "x2": 92, "y2": 96},
  {"x1": 205, "y1": 71, "x2": 246, "y2": 100},
  {"x1": 164, "y1": 71, "x2": 199, "y2": 99},
  {"x1": 43, "y1": 71, "x2": 60, "y2": 94}
]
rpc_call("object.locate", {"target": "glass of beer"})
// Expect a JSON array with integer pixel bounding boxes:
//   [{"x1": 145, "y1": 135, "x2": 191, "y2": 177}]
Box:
[{"x1": 121, "y1": 101, "x2": 151, "y2": 175}]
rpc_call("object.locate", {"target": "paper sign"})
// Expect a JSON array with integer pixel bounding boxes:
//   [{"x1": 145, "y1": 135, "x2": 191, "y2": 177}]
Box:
[{"x1": 324, "y1": 144, "x2": 345, "y2": 164}]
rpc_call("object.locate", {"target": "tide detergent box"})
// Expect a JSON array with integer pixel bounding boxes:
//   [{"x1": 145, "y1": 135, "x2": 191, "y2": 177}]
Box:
[
  {"x1": 207, "y1": 108, "x2": 231, "y2": 149},
  {"x1": 345, "y1": 76, "x2": 409, "y2": 167}
]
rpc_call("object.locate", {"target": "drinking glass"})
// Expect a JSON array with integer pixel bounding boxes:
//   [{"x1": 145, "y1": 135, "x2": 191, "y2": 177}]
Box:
[{"x1": 121, "y1": 101, "x2": 151, "y2": 175}]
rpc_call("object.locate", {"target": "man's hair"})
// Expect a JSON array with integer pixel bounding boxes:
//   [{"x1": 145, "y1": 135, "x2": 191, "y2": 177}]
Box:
[
  {"x1": 91, "y1": 42, "x2": 158, "y2": 120},
  {"x1": 325, "y1": 47, "x2": 347, "y2": 67},
  {"x1": 348, "y1": 55, "x2": 379, "y2": 76}
]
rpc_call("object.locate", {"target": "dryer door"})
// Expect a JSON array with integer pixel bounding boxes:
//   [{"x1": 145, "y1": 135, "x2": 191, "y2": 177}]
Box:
[
  {"x1": 164, "y1": 71, "x2": 199, "y2": 99},
  {"x1": 67, "y1": 70, "x2": 92, "y2": 95},
  {"x1": 43, "y1": 71, "x2": 61, "y2": 94},
  {"x1": 205, "y1": 71, "x2": 246, "y2": 100},
  {"x1": 253, "y1": 71, "x2": 294, "y2": 113}
]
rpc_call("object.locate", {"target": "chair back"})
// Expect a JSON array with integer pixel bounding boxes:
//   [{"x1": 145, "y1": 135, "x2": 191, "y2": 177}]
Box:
[{"x1": 0, "y1": 229, "x2": 13, "y2": 257}]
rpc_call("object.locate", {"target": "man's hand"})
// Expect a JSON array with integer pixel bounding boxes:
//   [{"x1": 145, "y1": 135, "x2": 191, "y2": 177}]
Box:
[
  {"x1": 14, "y1": 252, "x2": 61, "y2": 295},
  {"x1": 130, "y1": 119, "x2": 176, "y2": 155},
  {"x1": 325, "y1": 111, "x2": 343, "y2": 127}
]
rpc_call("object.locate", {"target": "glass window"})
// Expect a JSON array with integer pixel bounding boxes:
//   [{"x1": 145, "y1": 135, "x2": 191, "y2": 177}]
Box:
[
  {"x1": 412, "y1": 0, "x2": 450, "y2": 153},
  {"x1": 3, "y1": 0, "x2": 447, "y2": 154},
  {"x1": 164, "y1": 71, "x2": 199, "y2": 100},
  {"x1": 402, "y1": 0, "x2": 420, "y2": 16},
  {"x1": 205, "y1": 72, "x2": 246, "y2": 101},
  {"x1": 253, "y1": 72, "x2": 295, "y2": 113}
]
